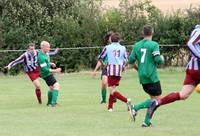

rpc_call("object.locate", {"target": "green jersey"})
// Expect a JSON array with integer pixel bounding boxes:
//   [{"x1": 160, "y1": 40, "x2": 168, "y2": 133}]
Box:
[
  {"x1": 37, "y1": 50, "x2": 51, "y2": 78},
  {"x1": 129, "y1": 39, "x2": 163, "y2": 84}
]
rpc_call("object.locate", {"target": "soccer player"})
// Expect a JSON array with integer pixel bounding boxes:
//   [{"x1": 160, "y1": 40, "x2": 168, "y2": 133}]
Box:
[
  {"x1": 148, "y1": 13, "x2": 200, "y2": 120},
  {"x1": 98, "y1": 32, "x2": 132, "y2": 112},
  {"x1": 5, "y1": 43, "x2": 58, "y2": 104},
  {"x1": 37, "y1": 41, "x2": 61, "y2": 107},
  {"x1": 92, "y1": 31, "x2": 113, "y2": 104},
  {"x1": 129, "y1": 25, "x2": 164, "y2": 127}
]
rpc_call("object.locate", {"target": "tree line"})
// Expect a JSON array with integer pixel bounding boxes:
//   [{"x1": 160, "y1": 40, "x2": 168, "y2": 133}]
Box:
[{"x1": 0, "y1": 0, "x2": 199, "y2": 74}]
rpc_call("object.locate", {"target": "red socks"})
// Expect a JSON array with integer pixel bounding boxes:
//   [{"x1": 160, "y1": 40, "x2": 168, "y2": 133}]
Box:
[
  {"x1": 108, "y1": 91, "x2": 128, "y2": 109},
  {"x1": 160, "y1": 92, "x2": 180, "y2": 106},
  {"x1": 113, "y1": 91, "x2": 128, "y2": 103},
  {"x1": 108, "y1": 94, "x2": 114, "y2": 109},
  {"x1": 35, "y1": 89, "x2": 42, "y2": 104}
]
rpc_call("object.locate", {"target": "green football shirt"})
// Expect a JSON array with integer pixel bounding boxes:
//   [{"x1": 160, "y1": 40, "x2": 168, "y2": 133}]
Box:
[
  {"x1": 129, "y1": 39, "x2": 163, "y2": 84},
  {"x1": 37, "y1": 50, "x2": 51, "y2": 78}
]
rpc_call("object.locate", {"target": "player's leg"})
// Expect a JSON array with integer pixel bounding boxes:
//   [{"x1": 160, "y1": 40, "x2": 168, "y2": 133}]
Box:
[
  {"x1": 112, "y1": 90, "x2": 128, "y2": 103},
  {"x1": 110, "y1": 76, "x2": 128, "y2": 103},
  {"x1": 159, "y1": 85, "x2": 194, "y2": 106},
  {"x1": 47, "y1": 89, "x2": 53, "y2": 106},
  {"x1": 142, "y1": 109, "x2": 152, "y2": 127},
  {"x1": 101, "y1": 75, "x2": 107, "y2": 103},
  {"x1": 133, "y1": 99, "x2": 151, "y2": 111},
  {"x1": 148, "y1": 86, "x2": 195, "y2": 119},
  {"x1": 155, "y1": 69, "x2": 196, "y2": 107},
  {"x1": 135, "y1": 82, "x2": 162, "y2": 126},
  {"x1": 179, "y1": 85, "x2": 195, "y2": 99},
  {"x1": 107, "y1": 76, "x2": 130, "y2": 111},
  {"x1": 43, "y1": 74, "x2": 59, "y2": 107},
  {"x1": 133, "y1": 82, "x2": 161, "y2": 112},
  {"x1": 108, "y1": 86, "x2": 115, "y2": 111},
  {"x1": 32, "y1": 78, "x2": 42, "y2": 104},
  {"x1": 51, "y1": 82, "x2": 60, "y2": 106},
  {"x1": 27, "y1": 69, "x2": 42, "y2": 104}
]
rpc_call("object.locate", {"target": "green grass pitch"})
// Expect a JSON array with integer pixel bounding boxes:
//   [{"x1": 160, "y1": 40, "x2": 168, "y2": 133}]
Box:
[{"x1": 0, "y1": 68, "x2": 199, "y2": 136}]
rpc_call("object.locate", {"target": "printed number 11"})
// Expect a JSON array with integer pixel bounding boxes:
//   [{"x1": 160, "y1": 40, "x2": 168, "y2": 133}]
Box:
[{"x1": 114, "y1": 50, "x2": 120, "y2": 57}]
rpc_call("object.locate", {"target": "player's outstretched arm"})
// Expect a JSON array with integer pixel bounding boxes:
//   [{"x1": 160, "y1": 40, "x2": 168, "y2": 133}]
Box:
[
  {"x1": 48, "y1": 48, "x2": 59, "y2": 56},
  {"x1": 129, "y1": 48, "x2": 136, "y2": 64},
  {"x1": 5, "y1": 53, "x2": 25, "y2": 70},
  {"x1": 50, "y1": 68, "x2": 61, "y2": 73},
  {"x1": 187, "y1": 32, "x2": 200, "y2": 58},
  {"x1": 92, "y1": 60, "x2": 102, "y2": 77}
]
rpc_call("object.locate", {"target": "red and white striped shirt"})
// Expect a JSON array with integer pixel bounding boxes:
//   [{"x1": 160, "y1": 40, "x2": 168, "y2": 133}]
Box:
[
  {"x1": 98, "y1": 42, "x2": 128, "y2": 76},
  {"x1": 186, "y1": 24, "x2": 200, "y2": 70},
  {"x1": 8, "y1": 50, "x2": 57, "y2": 73}
]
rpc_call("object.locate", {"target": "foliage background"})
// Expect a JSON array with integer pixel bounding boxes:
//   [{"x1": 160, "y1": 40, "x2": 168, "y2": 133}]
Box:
[{"x1": 0, "y1": 0, "x2": 199, "y2": 74}]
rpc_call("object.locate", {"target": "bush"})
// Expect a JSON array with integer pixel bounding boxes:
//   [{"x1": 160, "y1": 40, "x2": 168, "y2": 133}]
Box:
[{"x1": 0, "y1": 0, "x2": 200, "y2": 74}]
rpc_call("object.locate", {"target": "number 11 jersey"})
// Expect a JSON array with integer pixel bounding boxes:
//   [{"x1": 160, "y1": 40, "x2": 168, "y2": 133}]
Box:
[{"x1": 98, "y1": 42, "x2": 128, "y2": 77}]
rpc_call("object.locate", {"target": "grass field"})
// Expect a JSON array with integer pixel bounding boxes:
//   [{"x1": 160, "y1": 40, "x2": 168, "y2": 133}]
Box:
[{"x1": 0, "y1": 68, "x2": 200, "y2": 136}]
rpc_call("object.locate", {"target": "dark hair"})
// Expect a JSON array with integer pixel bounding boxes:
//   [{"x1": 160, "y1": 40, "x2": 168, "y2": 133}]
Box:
[
  {"x1": 143, "y1": 25, "x2": 153, "y2": 36},
  {"x1": 111, "y1": 32, "x2": 121, "y2": 42},
  {"x1": 104, "y1": 31, "x2": 113, "y2": 43},
  {"x1": 27, "y1": 43, "x2": 35, "y2": 48}
]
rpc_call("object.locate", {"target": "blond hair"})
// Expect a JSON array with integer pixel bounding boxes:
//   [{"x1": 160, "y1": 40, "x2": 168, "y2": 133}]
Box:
[{"x1": 40, "y1": 41, "x2": 50, "y2": 48}]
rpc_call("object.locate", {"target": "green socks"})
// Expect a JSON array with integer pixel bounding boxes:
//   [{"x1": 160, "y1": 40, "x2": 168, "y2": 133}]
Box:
[
  {"x1": 47, "y1": 90, "x2": 53, "y2": 105},
  {"x1": 144, "y1": 110, "x2": 151, "y2": 126},
  {"x1": 101, "y1": 88, "x2": 107, "y2": 102},
  {"x1": 47, "y1": 90, "x2": 59, "y2": 105},
  {"x1": 134, "y1": 99, "x2": 151, "y2": 111},
  {"x1": 51, "y1": 90, "x2": 59, "y2": 104},
  {"x1": 133, "y1": 99, "x2": 154, "y2": 126}
]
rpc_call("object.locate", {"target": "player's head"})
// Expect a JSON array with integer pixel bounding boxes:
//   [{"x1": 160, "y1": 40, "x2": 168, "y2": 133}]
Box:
[
  {"x1": 143, "y1": 25, "x2": 154, "y2": 37},
  {"x1": 104, "y1": 31, "x2": 113, "y2": 44},
  {"x1": 27, "y1": 43, "x2": 35, "y2": 54},
  {"x1": 111, "y1": 32, "x2": 121, "y2": 43},
  {"x1": 40, "y1": 41, "x2": 50, "y2": 53}
]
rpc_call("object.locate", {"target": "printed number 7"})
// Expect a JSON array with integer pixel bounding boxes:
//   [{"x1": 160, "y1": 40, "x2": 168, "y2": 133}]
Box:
[{"x1": 141, "y1": 48, "x2": 147, "y2": 63}]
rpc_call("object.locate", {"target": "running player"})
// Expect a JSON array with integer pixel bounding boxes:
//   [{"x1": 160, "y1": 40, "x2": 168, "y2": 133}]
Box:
[
  {"x1": 129, "y1": 25, "x2": 164, "y2": 127},
  {"x1": 5, "y1": 43, "x2": 58, "y2": 104},
  {"x1": 92, "y1": 31, "x2": 113, "y2": 104},
  {"x1": 98, "y1": 32, "x2": 132, "y2": 112},
  {"x1": 37, "y1": 41, "x2": 61, "y2": 107},
  {"x1": 148, "y1": 13, "x2": 200, "y2": 120}
]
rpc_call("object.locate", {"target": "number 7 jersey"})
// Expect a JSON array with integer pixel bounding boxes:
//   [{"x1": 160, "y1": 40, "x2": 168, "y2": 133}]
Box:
[
  {"x1": 98, "y1": 42, "x2": 128, "y2": 77},
  {"x1": 129, "y1": 39, "x2": 163, "y2": 84}
]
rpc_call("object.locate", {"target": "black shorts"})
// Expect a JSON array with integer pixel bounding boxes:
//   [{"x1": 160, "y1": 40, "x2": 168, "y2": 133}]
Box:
[
  {"x1": 101, "y1": 67, "x2": 107, "y2": 79},
  {"x1": 142, "y1": 81, "x2": 162, "y2": 96},
  {"x1": 43, "y1": 74, "x2": 57, "y2": 86},
  {"x1": 101, "y1": 67, "x2": 107, "y2": 76}
]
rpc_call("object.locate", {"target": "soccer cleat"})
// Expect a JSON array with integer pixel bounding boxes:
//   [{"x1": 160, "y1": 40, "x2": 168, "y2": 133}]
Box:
[
  {"x1": 51, "y1": 103, "x2": 58, "y2": 107},
  {"x1": 46, "y1": 103, "x2": 52, "y2": 107},
  {"x1": 46, "y1": 103, "x2": 58, "y2": 107},
  {"x1": 141, "y1": 122, "x2": 152, "y2": 128},
  {"x1": 127, "y1": 99, "x2": 136, "y2": 122},
  {"x1": 100, "y1": 100, "x2": 106, "y2": 104},
  {"x1": 108, "y1": 108, "x2": 113, "y2": 112},
  {"x1": 148, "y1": 99, "x2": 159, "y2": 119},
  {"x1": 38, "y1": 99, "x2": 42, "y2": 104}
]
